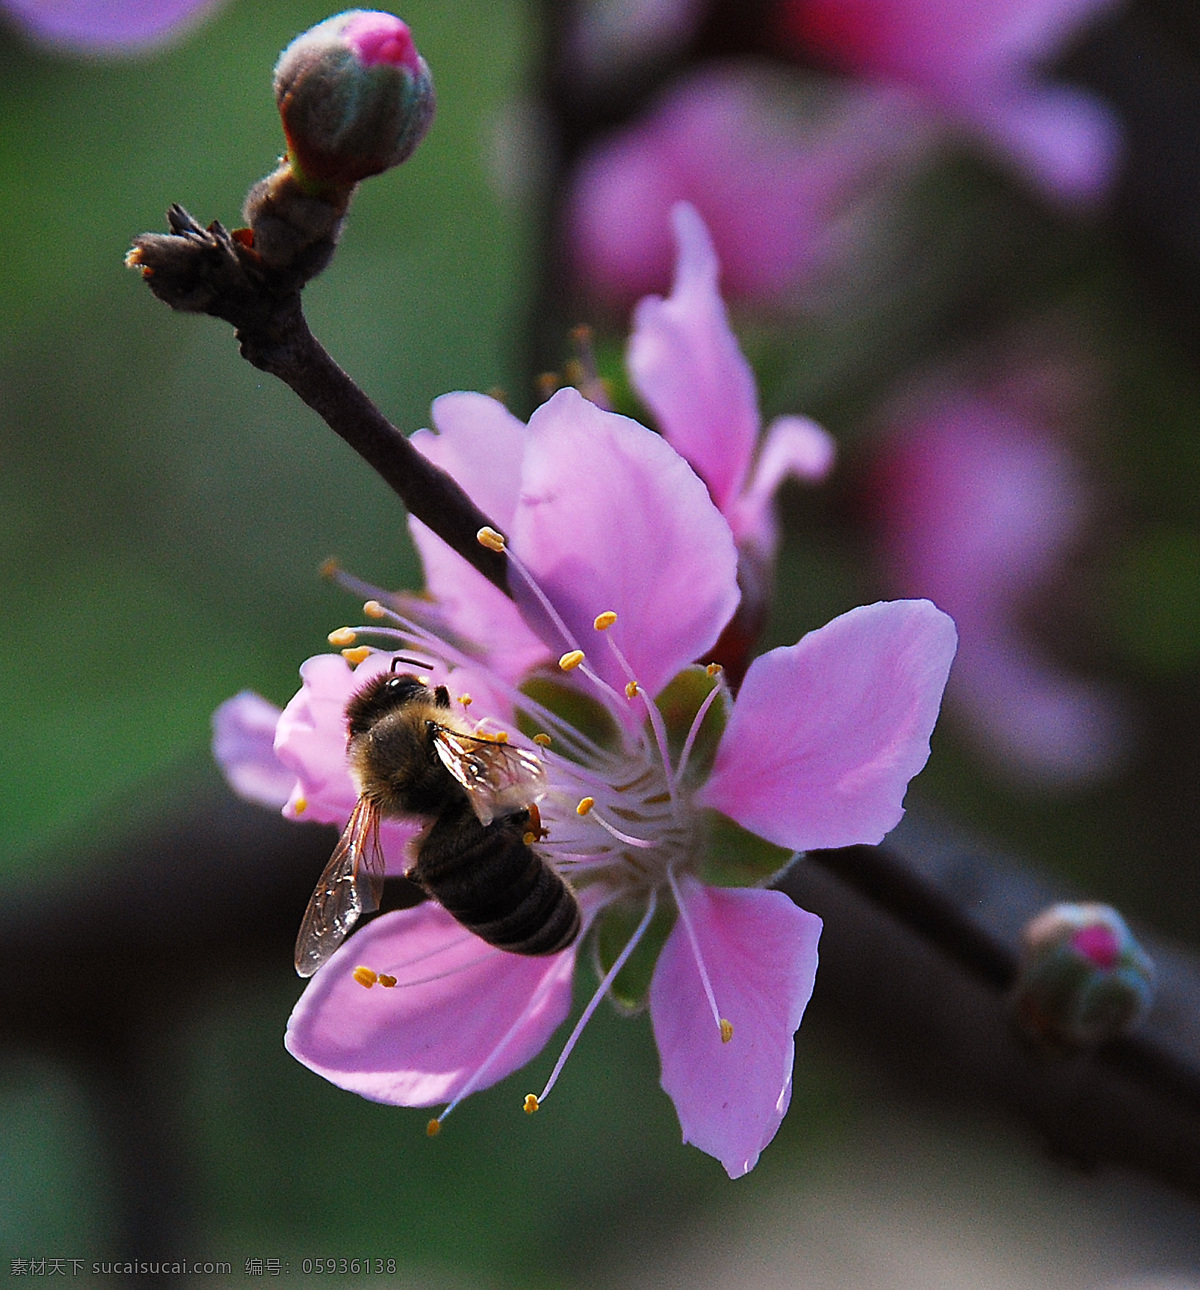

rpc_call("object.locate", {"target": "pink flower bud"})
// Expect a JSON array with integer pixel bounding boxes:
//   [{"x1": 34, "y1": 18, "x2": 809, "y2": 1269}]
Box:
[
  {"x1": 274, "y1": 10, "x2": 435, "y2": 188},
  {"x1": 1012, "y1": 902, "x2": 1155, "y2": 1052}
]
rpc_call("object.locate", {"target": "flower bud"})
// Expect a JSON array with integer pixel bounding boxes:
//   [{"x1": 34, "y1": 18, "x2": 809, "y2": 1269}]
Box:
[
  {"x1": 1011, "y1": 902, "x2": 1155, "y2": 1053},
  {"x1": 274, "y1": 10, "x2": 435, "y2": 188}
]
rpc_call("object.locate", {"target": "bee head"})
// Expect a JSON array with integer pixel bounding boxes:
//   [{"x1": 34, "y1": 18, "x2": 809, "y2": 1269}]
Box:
[{"x1": 345, "y1": 668, "x2": 452, "y2": 738}]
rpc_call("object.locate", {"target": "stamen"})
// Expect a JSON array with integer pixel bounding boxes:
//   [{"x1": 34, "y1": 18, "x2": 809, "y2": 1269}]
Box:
[
  {"x1": 569, "y1": 324, "x2": 611, "y2": 409},
  {"x1": 523, "y1": 1094, "x2": 540, "y2": 1114},
  {"x1": 590, "y1": 810, "x2": 658, "y2": 850},
  {"x1": 326, "y1": 580, "x2": 622, "y2": 766},
  {"x1": 363, "y1": 599, "x2": 387, "y2": 619},
  {"x1": 559, "y1": 650, "x2": 585, "y2": 672},
  {"x1": 319, "y1": 556, "x2": 341, "y2": 581},
  {"x1": 533, "y1": 733, "x2": 552, "y2": 747},
  {"x1": 667, "y1": 868, "x2": 730, "y2": 1043},
  {"x1": 706, "y1": 662, "x2": 722, "y2": 677},
  {"x1": 576, "y1": 797, "x2": 595, "y2": 816},
  {"x1": 533, "y1": 891, "x2": 658, "y2": 1108},
  {"x1": 458, "y1": 694, "x2": 473, "y2": 708},
  {"x1": 293, "y1": 797, "x2": 308, "y2": 815},
  {"x1": 431, "y1": 956, "x2": 569, "y2": 1131},
  {"x1": 477, "y1": 526, "x2": 507, "y2": 552},
  {"x1": 377, "y1": 974, "x2": 398, "y2": 988},
  {"x1": 341, "y1": 646, "x2": 372, "y2": 665},
  {"x1": 328, "y1": 627, "x2": 357, "y2": 646},
  {"x1": 601, "y1": 631, "x2": 678, "y2": 803},
  {"x1": 426, "y1": 1119, "x2": 441, "y2": 1137},
  {"x1": 675, "y1": 678, "x2": 726, "y2": 783},
  {"x1": 352, "y1": 966, "x2": 379, "y2": 988},
  {"x1": 593, "y1": 611, "x2": 618, "y2": 631}
]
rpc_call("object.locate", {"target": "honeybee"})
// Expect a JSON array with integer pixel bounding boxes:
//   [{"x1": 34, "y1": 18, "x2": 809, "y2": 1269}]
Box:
[{"x1": 294, "y1": 663, "x2": 581, "y2": 977}]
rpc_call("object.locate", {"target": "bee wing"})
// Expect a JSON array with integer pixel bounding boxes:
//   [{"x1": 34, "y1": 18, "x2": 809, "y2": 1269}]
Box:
[
  {"x1": 433, "y1": 728, "x2": 546, "y2": 826},
  {"x1": 294, "y1": 796, "x2": 386, "y2": 978}
]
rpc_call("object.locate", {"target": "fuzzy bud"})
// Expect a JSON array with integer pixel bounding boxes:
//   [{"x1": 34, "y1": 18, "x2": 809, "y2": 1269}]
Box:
[
  {"x1": 274, "y1": 10, "x2": 435, "y2": 188},
  {"x1": 1012, "y1": 902, "x2": 1155, "y2": 1053}
]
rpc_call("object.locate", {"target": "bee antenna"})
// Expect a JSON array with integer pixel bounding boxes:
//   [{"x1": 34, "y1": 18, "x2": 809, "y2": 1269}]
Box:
[{"x1": 390, "y1": 654, "x2": 432, "y2": 672}]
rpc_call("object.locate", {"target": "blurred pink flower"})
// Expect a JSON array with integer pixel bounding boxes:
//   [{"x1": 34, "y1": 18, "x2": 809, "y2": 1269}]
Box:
[
  {"x1": 215, "y1": 211, "x2": 956, "y2": 1176},
  {"x1": 569, "y1": 64, "x2": 934, "y2": 306},
  {"x1": 1, "y1": 0, "x2": 224, "y2": 53},
  {"x1": 872, "y1": 393, "x2": 1126, "y2": 784},
  {"x1": 776, "y1": 0, "x2": 1124, "y2": 204}
]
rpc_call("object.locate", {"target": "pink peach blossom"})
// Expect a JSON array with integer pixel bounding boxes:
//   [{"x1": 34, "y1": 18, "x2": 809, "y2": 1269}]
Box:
[
  {"x1": 777, "y1": 0, "x2": 1124, "y2": 204},
  {"x1": 873, "y1": 393, "x2": 1126, "y2": 783},
  {"x1": 569, "y1": 64, "x2": 934, "y2": 306},
  {"x1": 216, "y1": 214, "x2": 956, "y2": 1177}
]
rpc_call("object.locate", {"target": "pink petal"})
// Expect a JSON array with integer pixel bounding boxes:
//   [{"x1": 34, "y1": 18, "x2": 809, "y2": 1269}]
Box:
[
  {"x1": 2, "y1": 0, "x2": 223, "y2": 52},
  {"x1": 650, "y1": 878, "x2": 821, "y2": 1178},
  {"x1": 211, "y1": 691, "x2": 294, "y2": 809},
  {"x1": 964, "y1": 81, "x2": 1123, "y2": 206},
  {"x1": 409, "y1": 393, "x2": 550, "y2": 680},
  {"x1": 874, "y1": 399, "x2": 1127, "y2": 783},
  {"x1": 285, "y1": 903, "x2": 576, "y2": 1106},
  {"x1": 777, "y1": 0, "x2": 1123, "y2": 204},
  {"x1": 569, "y1": 69, "x2": 933, "y2": 309},
  {"x1": 513, "y1": 386, "x2": 740, "y2": 700},
  {"x1": 699, "y1": 600, "x2": 957, "y2": 850},
  {"x1": 728, "y1": 414, "x2": 837, "y2": 556},
  {"x1": 274, "y1": 653, "x2": 373, "y2": 825},
  {"x1": 627, "y1": 202, "x2": 761, "y2": 513}
]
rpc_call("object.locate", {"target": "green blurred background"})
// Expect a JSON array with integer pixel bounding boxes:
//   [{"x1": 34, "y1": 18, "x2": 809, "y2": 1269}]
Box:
[{"x1": 2, "y1": 0, "x2": 1200, "y2": 1284}]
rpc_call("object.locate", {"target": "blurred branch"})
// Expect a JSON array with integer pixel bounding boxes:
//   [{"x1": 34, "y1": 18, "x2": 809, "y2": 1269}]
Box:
[
  {"x1": 783, "y1": 813, "x2": 1200, "y2": 1196},
  {"x1": 6, "y1": 770, "x2": 1200, "y2": 1229}
]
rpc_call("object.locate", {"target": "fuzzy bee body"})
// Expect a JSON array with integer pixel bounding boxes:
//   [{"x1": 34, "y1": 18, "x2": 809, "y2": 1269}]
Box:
[{"x1": 294, "y1": 669, "x2": 580, "y2": 977}]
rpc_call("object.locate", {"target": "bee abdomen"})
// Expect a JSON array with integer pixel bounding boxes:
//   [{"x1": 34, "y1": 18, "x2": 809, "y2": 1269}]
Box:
[{"x1": 412, "y1": 805, "x2": 581, "y2": 956}]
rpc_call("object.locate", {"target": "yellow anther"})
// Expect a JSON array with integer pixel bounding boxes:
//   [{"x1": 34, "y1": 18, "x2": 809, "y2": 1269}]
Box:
[
  {"x1": 625, "y1": 680, "x2": 640, "y2": 699},
  {"x1": 493, "y1": 730, "x2": 509, "y2": 743},
  {"x1": 593, "y1": 611, "x2": 618, "y2": 631},
  {"x1": 328, "y1": 627, "x2": 357, "y2": 647},
  {"x1": 458, "y1": 694, "x2": 473, "y2": 708},
  {"x1": 523, "y1": 1094, "x2": 540, "y2": 1114},
  {"x1": 720, "y1": 1018, "x2": 734, "y2": 1044},
  {"x1": 426, "y1": 1119, "x2": 441, "y2": 1137},
  {"x1": 533, "y1": 733, "x2": 552, "y2": 747},
  {"x1": 341, "y1": 646, "x2": 372, "y2": 665},
  {"x1": 319, "y1": 557, "x2": 341, "y2": 580},
  {"x1": 352, "y1": 966, "x2": 378, "y2": 989},
  {"x1": 477, "y1": 526, "x2": 506, "y2": 552},
  {"x1": 706, "y1": 662, "x2": 723, "y2": 677},
  {"x1": 576, "y1": 797, "x2": 595, "y2": 816},
  {"x1": 559, "y1": 649, "x2": 585, "y2": 672},
  {"x1": 363, "y1": 599, "x2": 386, "y2": 619},
  {"x1": 377, "y1": 973, "x2": 397, "y2": 988},
  {"x1": 523, "y1": 833, "x2": 536, "y2": 847},
  {"x1": 293, "y1": 797, "x2": 308, "y2": 816}
]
